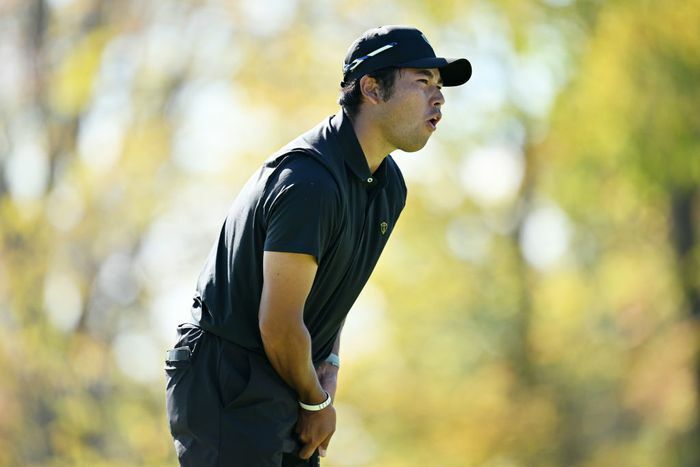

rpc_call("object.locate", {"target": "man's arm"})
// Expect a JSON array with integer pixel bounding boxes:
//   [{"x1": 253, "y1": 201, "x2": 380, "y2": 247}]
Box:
[
  {"x1": 315, "y1": 320, "x2": 343, "y2": 457},
  {"x1": 316, "y1": 320, "x2": 343, "y2": 399},
  {"x1": 258, "y1": 251, "x2": 336, "y2": 459}
]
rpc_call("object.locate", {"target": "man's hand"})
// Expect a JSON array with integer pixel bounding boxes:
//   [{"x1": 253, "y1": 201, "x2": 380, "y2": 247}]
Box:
[
  {"x1": 316, "y1": 361, "x2": 339, "y2": 402},
  {"x1": 296, "y1": 404, "x2": 336, "y2": 459},
  {"x1": 314, "y1": 362, "x2": 339, "y2": 457}
]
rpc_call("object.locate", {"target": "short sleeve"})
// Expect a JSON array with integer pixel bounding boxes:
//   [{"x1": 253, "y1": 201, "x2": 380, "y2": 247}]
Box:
[{"x1": 262, "y1": 157, "x2": 339, "y2": 262}]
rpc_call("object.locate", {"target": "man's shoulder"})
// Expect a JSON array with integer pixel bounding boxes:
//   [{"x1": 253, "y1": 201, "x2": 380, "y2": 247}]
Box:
[
  {"x1": 259, "y1": 152, "x2": 343, "y2": 225},
  {"x1": 263, "y1": 152, "x2": 341, "y2": 203},
  {"x1": 276, "y1": 153, "x2": 338, "y2": 186}
]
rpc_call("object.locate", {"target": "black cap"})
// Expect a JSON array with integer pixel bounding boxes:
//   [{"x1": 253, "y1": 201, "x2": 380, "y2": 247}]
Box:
[{"x1": 342, "y1": 25, "x2": 472, "y2": 87}]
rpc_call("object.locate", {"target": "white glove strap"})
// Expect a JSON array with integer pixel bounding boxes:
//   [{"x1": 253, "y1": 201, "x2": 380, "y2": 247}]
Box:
[
  {"x1": 325, "y1": 353, "x2": 341, "y2": 368},
  {"x1": 299, "y1": 391, "x2": 332, "y2": 411}
]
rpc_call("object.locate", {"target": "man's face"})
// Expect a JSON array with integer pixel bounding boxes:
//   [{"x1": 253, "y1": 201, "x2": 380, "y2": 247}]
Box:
[{"x1": 376, "y1": 68, "x2": 445, "y2": 153}]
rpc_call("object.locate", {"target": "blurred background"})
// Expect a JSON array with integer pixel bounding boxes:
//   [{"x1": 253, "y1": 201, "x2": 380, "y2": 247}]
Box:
[{"x1": 1, "y1": 0, "x2": 699, "y2": 465}]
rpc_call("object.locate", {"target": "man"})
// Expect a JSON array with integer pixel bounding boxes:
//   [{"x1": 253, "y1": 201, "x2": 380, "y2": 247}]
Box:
[{"x1": 165, "y1": 25, "x2": 471, "y2": 466}]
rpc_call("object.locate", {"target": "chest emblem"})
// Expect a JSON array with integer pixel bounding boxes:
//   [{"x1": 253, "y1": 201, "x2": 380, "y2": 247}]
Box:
[{"x1": 380, "y1": 221, "x2": 388, "y2": 235}]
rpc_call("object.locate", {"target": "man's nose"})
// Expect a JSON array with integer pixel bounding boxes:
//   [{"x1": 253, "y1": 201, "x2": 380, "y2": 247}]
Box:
[{"x1": 432, "y1": 89, "x2": 445, "y2": 107}]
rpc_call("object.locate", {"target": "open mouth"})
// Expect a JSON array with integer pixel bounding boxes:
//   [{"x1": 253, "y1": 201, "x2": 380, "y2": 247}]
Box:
[{"x1": 427, "y1": 115, "x2": 441, "y2": 131}]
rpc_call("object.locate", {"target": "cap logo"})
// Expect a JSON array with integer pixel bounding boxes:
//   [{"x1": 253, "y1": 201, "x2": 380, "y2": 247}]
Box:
[
  {"x1": 343, "y1": 42, "x2": 398, "y2": 76},
  {"x1": 380, "y1": 221, "x2": 388, "y2": 235}
]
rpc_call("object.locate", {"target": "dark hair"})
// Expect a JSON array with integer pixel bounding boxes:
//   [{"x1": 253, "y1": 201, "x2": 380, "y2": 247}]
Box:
[{"x1": 338, "y1": 67, "x2": 400, "y2": 118}]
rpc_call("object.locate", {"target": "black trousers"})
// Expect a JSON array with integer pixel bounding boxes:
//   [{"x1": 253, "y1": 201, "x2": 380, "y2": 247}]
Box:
[{"x1": 165, "y1": 324, "x2": 320, "y2": 466}]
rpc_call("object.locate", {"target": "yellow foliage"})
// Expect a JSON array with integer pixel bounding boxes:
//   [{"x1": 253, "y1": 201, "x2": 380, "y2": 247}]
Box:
[{"x1": 49, "y1": 28, "x2": 113, "y2": 116}]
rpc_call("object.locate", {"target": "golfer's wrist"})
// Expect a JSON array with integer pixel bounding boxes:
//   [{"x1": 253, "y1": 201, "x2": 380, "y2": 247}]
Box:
[
  {"x1": 299, "y1": 386, "x2": 327, "y2": 406},
  {"x1": 299, "y1": 391, "x2": 332, "y2": 411}
]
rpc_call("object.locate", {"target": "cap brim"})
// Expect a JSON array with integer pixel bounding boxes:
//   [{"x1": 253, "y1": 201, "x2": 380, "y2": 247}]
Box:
[{"x1": 398, "y1": 57, "x2": 472, "y2": 87}]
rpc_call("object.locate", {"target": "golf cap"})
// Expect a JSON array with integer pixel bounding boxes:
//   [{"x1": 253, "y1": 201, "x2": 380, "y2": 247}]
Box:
[{"x1": 342, "y1": 25, "x2": 472, "y2": 87}]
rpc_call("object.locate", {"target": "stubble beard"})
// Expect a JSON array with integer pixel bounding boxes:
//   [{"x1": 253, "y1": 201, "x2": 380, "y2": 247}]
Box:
[
  {"x1": 393, "y1": 123, "x2": 431, "y2": 153},
  {"x1": 380, "y1": 111, "x2": 430, "y2": 153}
]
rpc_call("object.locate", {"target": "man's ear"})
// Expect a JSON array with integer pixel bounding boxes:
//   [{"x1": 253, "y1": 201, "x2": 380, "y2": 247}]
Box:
[{"x1": 359, "y1": 75, "x2": 383, "y2": 105}]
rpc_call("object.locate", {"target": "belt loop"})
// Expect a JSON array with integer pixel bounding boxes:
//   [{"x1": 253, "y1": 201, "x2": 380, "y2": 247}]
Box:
[{"x1": 165, "y1": 346, "x2": 192, "y2": 363}]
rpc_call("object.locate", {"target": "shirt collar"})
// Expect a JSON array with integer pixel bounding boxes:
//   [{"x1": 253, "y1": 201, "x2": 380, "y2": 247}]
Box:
[{"x1": 331, "y1": 109, "x2": 390, "y2": 189}]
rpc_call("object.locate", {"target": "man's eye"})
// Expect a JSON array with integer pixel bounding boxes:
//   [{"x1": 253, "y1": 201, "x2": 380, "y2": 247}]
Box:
[{"x1": 418, "y1": 79, "x2": 429, "y2": 84}]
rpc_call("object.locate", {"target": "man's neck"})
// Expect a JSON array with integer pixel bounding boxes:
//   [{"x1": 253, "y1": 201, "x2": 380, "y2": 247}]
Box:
[{"x1": 347, "y1": 110, "x2": 395, "y2": 174}]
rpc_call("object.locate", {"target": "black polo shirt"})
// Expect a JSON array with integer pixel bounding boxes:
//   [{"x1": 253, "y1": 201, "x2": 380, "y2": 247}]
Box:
[{"x1": 192, "y1": 110, "x2": 407, "y2": 363}]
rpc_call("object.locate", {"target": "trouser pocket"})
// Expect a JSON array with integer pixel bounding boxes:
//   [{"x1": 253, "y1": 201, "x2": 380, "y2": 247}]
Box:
[
  {"x1": 217, "y1": 346, "x2": 299, "y2": 465},
  {"x1": 218, "y1": 344, "x2": 253, "y2": 410}
]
